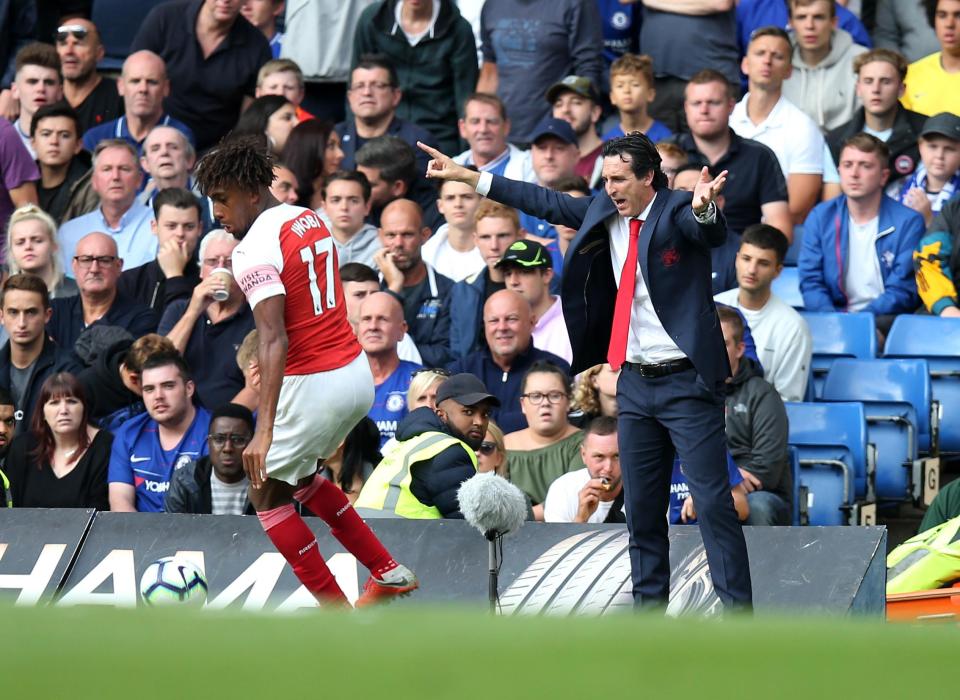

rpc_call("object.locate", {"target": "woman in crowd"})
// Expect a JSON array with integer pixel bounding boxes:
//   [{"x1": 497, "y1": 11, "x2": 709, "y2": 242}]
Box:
[
  {"x1": 6, "y1": 205, "x2": 78, "y2": 298},
  {"x1": 320, "y1": 417, "x2": 382, "y2": 503},
  {"x1": 504, "y1": 362, "x2": 584, "y2": 520},
  {"x1": 233, "y1": 95, "x2": 300, "y2": 156},
  {"x1": 407, "y1": 369, "x2": 447, "y2": 412},
  {"x1": 570, "y1": 363, "x2": 619, "y2": 426},
  {"x1": 477, "y1": 419, "x2": 508, "y2": 478},
  {"x1": 281, "y1": 119, "x2": 345, "y2": 210},
  {"x1": 5, "y1": 373, "x2": 112, "y2": 509}
]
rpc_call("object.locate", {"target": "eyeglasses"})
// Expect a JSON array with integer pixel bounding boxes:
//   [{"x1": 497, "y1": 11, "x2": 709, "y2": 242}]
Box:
[
  {"x1": 202, "y1": 257, "x2": 233, "y2": 270},
  {"x1": 348, "y1": 82, "x2": 394, "y2": 92},
  {"x1": 521, "y1": 391, "x2": 569, "y2": 405},
  {"x1": 208, "y1": 433, "x2": 250, "y2": 448},
  {"x1": 74, "y1": 255, "x2": 118, "y2": 268},
  {"x1": 478, "y1": 441, "x2": 497, "y2": 456},
  {"x1": 411, "y1": 367, "x2": 452, "y2": 379},
  {"x1": 56, "y1": 25, "x2": 89, "y2": 43}
]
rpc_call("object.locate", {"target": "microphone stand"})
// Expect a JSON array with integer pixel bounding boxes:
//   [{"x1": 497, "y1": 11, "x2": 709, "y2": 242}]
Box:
[{"x1": 484, "y1": 529, "x2": 500, "y2": 614}]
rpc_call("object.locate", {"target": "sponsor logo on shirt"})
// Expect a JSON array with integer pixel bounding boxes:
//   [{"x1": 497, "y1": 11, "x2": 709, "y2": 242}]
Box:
[{"x1": 134, "y1": 476, "x2": 170, "y2": 493}]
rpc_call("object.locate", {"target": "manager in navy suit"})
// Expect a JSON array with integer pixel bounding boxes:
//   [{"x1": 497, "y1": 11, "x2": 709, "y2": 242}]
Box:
[{"x1": 419, "y1": 133, "x2": 752, "y2": 610}]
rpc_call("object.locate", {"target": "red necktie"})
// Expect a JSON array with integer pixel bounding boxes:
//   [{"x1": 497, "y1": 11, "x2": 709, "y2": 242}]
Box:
[{"x1": 607, "y1": 218, "x2": 643, "y2": 370}]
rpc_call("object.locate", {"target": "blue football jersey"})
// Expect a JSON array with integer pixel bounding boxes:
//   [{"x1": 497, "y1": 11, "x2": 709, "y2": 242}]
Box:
[
  {"x1": 368, "y1": 361, "x2": 422, "y2": 448},
  {"x1": 668, "y1": 451, "x2": 743, "y2": 525},
  {"x1": 108, "y1": 407, "x2": 212, "y2": 512}
]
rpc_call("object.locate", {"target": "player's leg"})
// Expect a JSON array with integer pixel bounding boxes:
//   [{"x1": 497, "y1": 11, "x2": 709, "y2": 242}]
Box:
[{"x1": 250, "y1": 477, "x2": 349, "y2": 606}]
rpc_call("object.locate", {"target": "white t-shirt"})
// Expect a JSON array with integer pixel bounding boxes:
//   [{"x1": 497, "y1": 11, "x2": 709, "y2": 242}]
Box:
[
  {"x1": 863, "y1": 125, "x2": 893, "y2": 141},
  {"x1": 714, "y1": 288, "x2": 813, "y2": 402},
  {"x1": 421, "y1": 224, "x2": 485, "y2": 282},
  {"x1": 210, "y1": 474, "x2": 249, "y2": 515},
  {"x1": 844, "y1": 216, "x2": 884, "y2": 312},
  {"x1": 730, "y1": 94, "x2": 825, "y2": 178},
  {"x1": 543, "y1": 468, "x2": 624, "y2": 524}
]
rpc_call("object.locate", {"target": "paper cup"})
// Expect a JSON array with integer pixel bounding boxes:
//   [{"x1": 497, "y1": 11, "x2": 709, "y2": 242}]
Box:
[{"x1": 211, "y1": 267, "x2": 232, "y2": 302}]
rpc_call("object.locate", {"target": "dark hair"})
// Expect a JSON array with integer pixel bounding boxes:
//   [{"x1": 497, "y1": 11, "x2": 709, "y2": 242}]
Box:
[
  {"x1": 789, "y1": 0, "x2": 836, "y2": 18},
  {"x1": 748, "y1": 25, "x2": 792, "y2": 48},
  {"x1": 584, "y1": 415, "x2": 618, "y2": 438},
  {"x1": 2, "y1": 273, "x2": 50, "y2": 309},
  {"x1": 355, "y1": 135, "x2": 417, "y2": 187},
  {"x1": 15, "y1": 42, "x2": 61, "y2": 76},
  {"x1": 195, "y1": 136, "x2": 274, "y2": 197},
  {"x1": 30, "y1": 373, "x2": 91, "y2": 468},
  {"x1": 280, "y1": 119, "x2": 335, "y2": 206},
  {"x1": 339, "y1": 262, "x2": 378, "y2": 284},
  {"x1": 234, "y1": 95, "x2": 292, "y2": 142},
  {"x1": 601, "y1": 132, "x2": 668, "y2": 189},
  {"x1": 353, "y1": 53, "x2": 398, "y2": 87},
  {"x1": 716, "y1": 304, "x2": 745, "y2": 344},
  {"x1": 521, "y1": 361, "x2": 572, "y2": 394},
  {"x1": 152, "y1": 187, "x2": 202, "y2": 220},
  {"x1": 122, "y1": 333, "x2": 178, "y2": 374},
  {"x1": 0, "y1": 386, "x2": 13, "y2": 408},
  {"x1": 840, "y1": 132, "x2": 891, "y2": 165},
  {"x1": 926, "y1": 0, "x2": 939, "y2": 27},
  {"x1": 740, "y1": 223, "x2": 789, "y2": 265},
  {"x1": 322, "y1": 169, "x2": 372, "y2": 202},
  {"x1": 337, "y1": 416, "x2": 382, "y2": 494},
  {"x1": 141, "y1": 351, "x2": 192, "y2": 382},
  {"x1": 436, "y1": 165, "x2": 478, "y2": 194},
  {"x1": 210, "y1": 402, "x2": 255, "y2": 434},
  {"x1": 462, "y1": 92, "x2": 508, "y2": 121},
  {"x1": 30, "y1": 101, "x2": 80, "y2": 138},
  {"x1": 553, "y1": 175, "x2": 591, "y2": 196}
]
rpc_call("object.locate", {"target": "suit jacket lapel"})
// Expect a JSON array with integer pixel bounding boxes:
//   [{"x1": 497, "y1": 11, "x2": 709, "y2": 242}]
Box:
[{"x1": 639, "y1": 190, "x2": 669, "y2": 290}]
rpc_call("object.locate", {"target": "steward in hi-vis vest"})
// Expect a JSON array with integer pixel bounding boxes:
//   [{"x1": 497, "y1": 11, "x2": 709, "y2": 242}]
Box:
[{"x1": 355, "y1": 374, "x2": 500, "y2": 518}]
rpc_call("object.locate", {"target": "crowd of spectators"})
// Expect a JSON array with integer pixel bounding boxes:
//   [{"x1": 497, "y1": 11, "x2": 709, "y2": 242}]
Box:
[{"x1": 0, "y1": 0, "x2": 959, "y2": 533}]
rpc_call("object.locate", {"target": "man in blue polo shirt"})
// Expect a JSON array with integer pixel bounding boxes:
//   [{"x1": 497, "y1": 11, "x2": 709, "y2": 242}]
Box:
[
  {"x1": 81, "y1": 51, "x2": 194, "y2": 154},
  {"x1": 358, "y1": 291, "x2": 422, "y2": 448},
  {"x1": 108, "y1": 352, "x2": 211, "y2": 512}
]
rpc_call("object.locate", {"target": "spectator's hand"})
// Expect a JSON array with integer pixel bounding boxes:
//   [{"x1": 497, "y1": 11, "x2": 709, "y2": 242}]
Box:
[
  {"x1": 243, "y1": 428, "x2": 272, "y2": 489},
  {"x1": 904, "y1": 187, "x2": 933, "y2": 224},
  {"x1": 680, "y1": 496, "x2": 697, "y2": 523},
  {"x1": 0, "y1": 90, "x2": 19, "y2": 121},
  {"x1": 941, "y1": 306, "x2": 960, "y2": 318},
  {"x1": 575, "y1": 479, "x2": 604, "y2": 522},
  {"x1": 738, "y1": 467, "x2": 762, "y2": 493},
  {"x1": 157, "y1": 238, "x2": 191, "y2": 279},
  {"x1": 189, "y1": 274, "x2": 228, "y2": 312},
  {"x1": 692, "y1": 167, "x2": 728, "y2": 215},
  {"x1": 373, "y1": 248, "x2": 405, "y2": 293},
  {"x1": 418, "y1": 142, "x2": 481, "y2": 189}
]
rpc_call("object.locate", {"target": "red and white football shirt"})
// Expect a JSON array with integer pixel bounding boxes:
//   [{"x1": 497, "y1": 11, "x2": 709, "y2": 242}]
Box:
[{"x1": 232, "y1": 203, "x2": 361, "y2": 375}]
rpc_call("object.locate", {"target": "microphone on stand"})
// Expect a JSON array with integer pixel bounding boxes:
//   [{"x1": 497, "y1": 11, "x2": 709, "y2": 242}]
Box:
[{"x1": 458, "y1": 473, "x2": 527, "y2": 613}]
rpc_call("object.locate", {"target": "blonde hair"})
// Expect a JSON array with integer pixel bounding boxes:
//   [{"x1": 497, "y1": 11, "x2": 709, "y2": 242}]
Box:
[
  {"x1": 236, "y1": 329, "x2": 259, "y2": 372},
  {"x1": 610, "y1": 53, "x2": 655, "y2": 88},
  {"x1": 406, "y1": 370, "x2": 447, "y2": 411},
  {"x1": 5, "y1": 204, "x2": 64, "y2": 292},
  {"x1": 484, "y1": 420, "x2": 508, "y2": 478},
  {"x1": 257, "y1": 59, "x2": 305, "y2": 88},
  {"x1": 571, "y1": 365, "x2": 603, "y2": 416}
]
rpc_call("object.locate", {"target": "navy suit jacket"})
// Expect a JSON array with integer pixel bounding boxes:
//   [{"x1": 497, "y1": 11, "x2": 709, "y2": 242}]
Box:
[{"x1": 486, "y1": 175, "x2": 731, "y2": 391}]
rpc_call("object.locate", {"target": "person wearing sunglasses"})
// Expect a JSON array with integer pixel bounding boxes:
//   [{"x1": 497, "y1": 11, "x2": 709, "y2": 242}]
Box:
[
  {"x1": 475, "y1": 419, "x2": 507, "y2": 478},
  {"x1": 165, "y1": 402, "x2": 255, "y2": 515},
  {"x1": 55, "y1": 19, "x2": 123, "y2": 134}
]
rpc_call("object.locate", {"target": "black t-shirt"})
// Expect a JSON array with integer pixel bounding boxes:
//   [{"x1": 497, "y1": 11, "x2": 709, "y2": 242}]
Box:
[
  {"x1": 483, "y1": 275, "x2": 506, "y2": 303},
  {"x1": 37, "y1": 157, "x2": 89, "y2": 225},
  {"x1": 73, "y1": 77, "x2": 124, "y2": 135},
  {"x1": 6, "y1": 430, "x2": 112, "y2": 509}
]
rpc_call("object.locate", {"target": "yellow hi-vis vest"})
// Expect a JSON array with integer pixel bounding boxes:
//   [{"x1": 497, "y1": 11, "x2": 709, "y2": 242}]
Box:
[
  {"x1": 354, "y1": 431, "x2": 477, "y2": 519},
  {"x1": 0, "y1": 467, "x2": 9, "y2": 508},
  {"x1": 887, "y1": 514, "x2": 960, "y2": 594}
]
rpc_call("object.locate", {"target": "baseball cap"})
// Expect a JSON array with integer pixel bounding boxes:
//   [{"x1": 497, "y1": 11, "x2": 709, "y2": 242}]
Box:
[
  {"x1": 529, "y1": 116, "x2": 578, "y2": 147},
  {"x1": 920, "y1": 112, "x2": 960, "y2": 141},
  {"x1": 545, "y1": 75, "x2": 601, "y2": 104},
  {"x1": 435, "y1": 373, "x2": 501, "y2": 408},
  {"x1": 495, "y1": 239, "x2": 552, "y2": 270}
]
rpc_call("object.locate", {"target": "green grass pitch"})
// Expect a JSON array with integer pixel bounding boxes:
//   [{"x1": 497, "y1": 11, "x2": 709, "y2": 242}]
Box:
[{"x1": 1, "y1": 604, "x2": 956, "y2": 698}]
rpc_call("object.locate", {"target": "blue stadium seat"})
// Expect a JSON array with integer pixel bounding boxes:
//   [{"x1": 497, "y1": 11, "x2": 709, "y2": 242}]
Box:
[
  {"x1": 821, "y1": 359, "x2": 932, "y2": 502},
  {"x1": 801, "y1": 312, "x2": 876, "y2": 398},
  {"x1": 771, "y1": 266, "x2": 804, "y2": 310},
  {"x1": 787, "y1": 446, "x2": 802, "y2": 525},
  {"x1": 92, "y1": 0, "x2": 168, "y2": 70},
  {"x1": 785, "y1": 402, "x2": 870, "y2": 525},
  {"x1": 885, "y1": 315, "x2": 960, "y2": 452},
  {"x1": 783, "y1": 224, "x2": 803, "y2": 266}
]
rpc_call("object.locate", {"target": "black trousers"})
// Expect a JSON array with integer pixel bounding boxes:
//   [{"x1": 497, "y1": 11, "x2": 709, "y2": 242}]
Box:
[{"x1": 617, "y1": 366, "x2": 753, "y2": 609}]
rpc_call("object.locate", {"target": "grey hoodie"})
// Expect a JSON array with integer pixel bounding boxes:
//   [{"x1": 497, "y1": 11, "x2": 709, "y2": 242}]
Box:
[{"x1": 782, "y1": 28, "x2": 868, "y2": 132}]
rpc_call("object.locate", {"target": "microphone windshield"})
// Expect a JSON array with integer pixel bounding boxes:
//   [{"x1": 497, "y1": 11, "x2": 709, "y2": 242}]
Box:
[{"x1": 458, "y1": 472, "x2": 527, "y2": 537}]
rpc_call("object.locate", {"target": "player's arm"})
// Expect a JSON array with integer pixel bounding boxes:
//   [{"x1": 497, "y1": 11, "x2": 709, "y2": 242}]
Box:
[{"x1": 245, "y1": 295, "x2": 288, "y2": 488}]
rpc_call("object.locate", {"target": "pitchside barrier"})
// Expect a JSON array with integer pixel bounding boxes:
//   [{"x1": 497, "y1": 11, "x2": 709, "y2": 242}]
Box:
[{"x1": 0, "y1": 510, "x2": 887, "y2": 616}]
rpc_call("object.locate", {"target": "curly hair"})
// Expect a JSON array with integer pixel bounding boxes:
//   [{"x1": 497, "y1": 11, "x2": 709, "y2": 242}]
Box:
[
  {"x1": 195, "y1": 136, "x2": 274, "y2": 196},
  {"x1": 571, "y1": 365, "x2": 604, "y2": 416}
]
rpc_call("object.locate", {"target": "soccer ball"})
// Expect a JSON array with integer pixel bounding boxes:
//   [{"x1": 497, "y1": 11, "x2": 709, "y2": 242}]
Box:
[{"x1": 139, "y1": 556, "x2": 208, "y2": 607}]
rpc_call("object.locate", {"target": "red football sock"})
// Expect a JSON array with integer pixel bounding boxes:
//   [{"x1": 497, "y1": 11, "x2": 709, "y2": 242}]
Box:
[
  {"x1": 257, "y1": 503, "x2": 347, "y2": 605},
  {"x1": 295, "y1": 475, "x2": 397, "y2": 577}
]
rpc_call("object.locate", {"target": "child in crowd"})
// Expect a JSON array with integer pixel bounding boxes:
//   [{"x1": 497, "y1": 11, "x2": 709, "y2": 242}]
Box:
[
  {"x1": 255, "y1": 58, "x2": 315, "y2": 122},
  {"x1": 602, "y1": 54, "x2": 672, "y2": 144}
]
